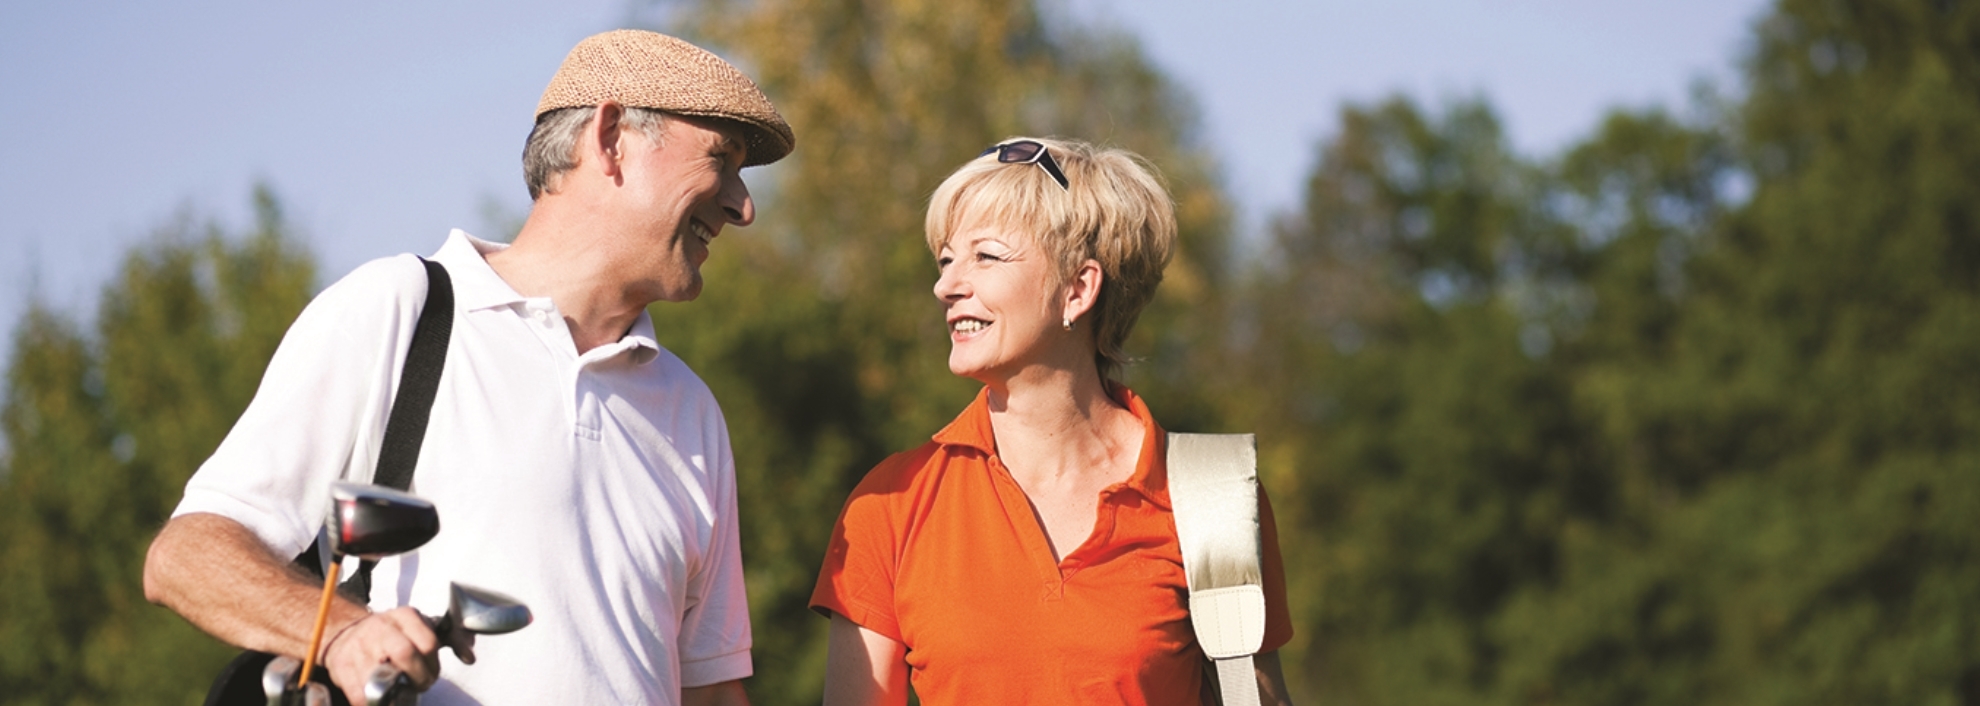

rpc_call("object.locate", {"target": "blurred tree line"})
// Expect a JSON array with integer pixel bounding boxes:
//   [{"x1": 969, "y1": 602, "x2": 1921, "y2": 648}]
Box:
[
  {"x1": 0, "y1": 189, "x2": 314, "y2": 703},
  {"x1": 3, "y1": 0, "x2": 1977, "y2": 703}
]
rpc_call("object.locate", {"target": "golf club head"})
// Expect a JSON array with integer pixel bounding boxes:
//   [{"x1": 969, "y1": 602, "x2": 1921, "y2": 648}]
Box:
[
  {"x1": 448, "y1": 582, "x2": 533, "y2": 635},
  {"x1": 365, "y1": 663, "x2": 416, "y2": 706},
  {"x1": 298, "y1": 684, "x2": 331, "y2": 706},
  {"x1": 262, "y1": 657, "x2": 331, "y2": 706},
  {"x1": 262, "y1": 656, "x2": 299, "y2": 706},
  {"x1": 360, "y1": 583, "x2": 534, "y2": 705},
  {"x1": 328, "y1": 481, "x2": 439, "y2": 560}
]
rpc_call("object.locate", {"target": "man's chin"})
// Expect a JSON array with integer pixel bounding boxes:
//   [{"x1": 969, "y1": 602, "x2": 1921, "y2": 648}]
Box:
[{"x1": 658, "y1": 276, "x2": 704, "y2": 303}]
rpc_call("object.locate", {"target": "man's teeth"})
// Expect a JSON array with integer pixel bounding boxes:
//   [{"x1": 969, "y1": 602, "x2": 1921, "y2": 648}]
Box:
[
  {"x1": 691, "y1": 222, "x2": 712, "y2": 245},
  {"x1": 953, "y1": 320, "x2": 988, "y2": 333}
]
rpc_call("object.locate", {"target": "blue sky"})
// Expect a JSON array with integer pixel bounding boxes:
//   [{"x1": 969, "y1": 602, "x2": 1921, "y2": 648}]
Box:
[{"x1": 0, "y1": 0, "x2": 1769, "y2": 344}]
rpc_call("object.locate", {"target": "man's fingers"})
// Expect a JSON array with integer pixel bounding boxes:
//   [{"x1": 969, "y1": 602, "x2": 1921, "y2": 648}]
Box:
[
  {"x1": 445, "y1": 628, "x2": 479, "y2": 665},
  {"x1": 323, "y1": 609, "x2": 444, "y2": 703},
  {"x1": 374, "y1": 607, "x2": 442, "y2": 688},
  {"x1": 377, "y1": 607, "x2": 441, "y2": 655}
]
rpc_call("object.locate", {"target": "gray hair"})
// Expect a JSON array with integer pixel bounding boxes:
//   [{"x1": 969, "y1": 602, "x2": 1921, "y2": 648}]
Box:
[{"x1": 522, "y1": 106, "x2": 670, "y2": 200}]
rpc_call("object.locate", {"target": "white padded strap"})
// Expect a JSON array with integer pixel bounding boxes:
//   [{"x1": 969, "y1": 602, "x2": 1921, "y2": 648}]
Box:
[
  {"x1": 1167, "y1": 433, "x2": 1265, "y2": 705},
  {"x1": 1216, "y1": 656, "x2": 1261, "y2": 706}
]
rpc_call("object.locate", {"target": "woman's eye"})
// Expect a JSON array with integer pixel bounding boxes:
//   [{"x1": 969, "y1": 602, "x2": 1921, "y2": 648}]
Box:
[
  {"x1": 936, "y1": 256, "x2": 954, "y2": 268},
  {"x1": 976, "y1": 252, "x2": 1001, "y2": 262}
]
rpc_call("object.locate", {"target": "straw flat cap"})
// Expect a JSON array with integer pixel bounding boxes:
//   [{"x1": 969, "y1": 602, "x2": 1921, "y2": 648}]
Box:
[{"x1": 537, "y1": 29, "x2": 794, "y2": 167}]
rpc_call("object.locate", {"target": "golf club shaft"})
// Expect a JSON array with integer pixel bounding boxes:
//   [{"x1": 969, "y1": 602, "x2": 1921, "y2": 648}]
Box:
[{"x1": 296, "y1": 556, "x2": 344, "y2": 688}]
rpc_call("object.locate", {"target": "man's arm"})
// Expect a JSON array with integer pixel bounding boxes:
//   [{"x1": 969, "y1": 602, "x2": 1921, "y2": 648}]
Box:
[{"x1": 144, "y1": 512, "x2": 441, "y2": 704}]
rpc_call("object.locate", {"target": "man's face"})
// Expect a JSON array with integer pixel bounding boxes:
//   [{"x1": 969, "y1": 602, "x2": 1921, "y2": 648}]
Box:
[{"x1": 613, "y1": 114, "x2": 754, "y2": 303}]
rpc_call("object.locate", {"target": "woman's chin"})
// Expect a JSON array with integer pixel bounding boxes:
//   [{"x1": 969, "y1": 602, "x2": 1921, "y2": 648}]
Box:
[{"x1": 947, "y1": 358, "x2": 1000, "y2": 384}]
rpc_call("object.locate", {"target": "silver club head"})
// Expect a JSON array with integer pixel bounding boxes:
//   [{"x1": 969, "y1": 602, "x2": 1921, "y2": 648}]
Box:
[
  {"x1": 328, "y1": 482, "x2": 439, "y2": 560},
  {"x1": 449, "y1": 582, "x2": 533, "y2": 635},
  {"x1": 364, "y1": 663, "x2": 414, "y2": 706},
  {"x1": 262, "y1": 657, "x2": 330, "y2": 706},
  {"x1": 262, "y1": 656, "x2": 300, "y2": 704}
]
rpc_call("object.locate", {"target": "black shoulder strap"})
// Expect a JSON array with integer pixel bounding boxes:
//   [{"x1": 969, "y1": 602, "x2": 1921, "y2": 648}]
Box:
[
  {"x1": 372, "y1": 258, "x2": 454, "y2": 492},
  {"x1": 317, "y1": 257, "x2": 453, "y2": 602}
]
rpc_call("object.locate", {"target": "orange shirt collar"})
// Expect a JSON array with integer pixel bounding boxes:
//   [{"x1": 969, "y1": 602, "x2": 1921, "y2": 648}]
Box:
[{"x1": 931, "y1": 383, "x2": 1172, "y2": 510}]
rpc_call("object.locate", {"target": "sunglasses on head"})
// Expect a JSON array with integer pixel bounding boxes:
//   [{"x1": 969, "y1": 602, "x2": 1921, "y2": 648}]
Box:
[{"x1": 981, "y1": 140, "x2": 1070, "y2": 191}]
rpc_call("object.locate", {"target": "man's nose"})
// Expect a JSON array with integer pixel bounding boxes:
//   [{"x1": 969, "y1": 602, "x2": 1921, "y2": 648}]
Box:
[{"x1": 721, "y1": 173, "x2": 754, "y2": 226}]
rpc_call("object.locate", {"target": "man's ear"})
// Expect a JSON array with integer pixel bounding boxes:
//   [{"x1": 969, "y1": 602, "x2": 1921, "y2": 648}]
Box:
[
  {"x1": 588, "y1": 100, "x2": 626, "y2": 180},
  {"x1": 1063, "y1": 259, "x2": 1104, "y2": 326}
]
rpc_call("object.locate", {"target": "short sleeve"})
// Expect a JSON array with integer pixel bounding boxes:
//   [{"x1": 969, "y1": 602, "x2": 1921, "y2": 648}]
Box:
[
  {"x1": 676, "y1": 407, "x2": 755, "y2": 687},
  {"x1": 809, "y1": 449, "x2": 929, "y2": 643},
  {"x1": 172, "y1": 254, "x2": 429, "y2": 559}
]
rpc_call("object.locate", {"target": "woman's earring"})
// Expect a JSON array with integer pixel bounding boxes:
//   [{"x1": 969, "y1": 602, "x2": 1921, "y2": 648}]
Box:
[{"x1": 1063, "y1": 317, "x2": 1073, "y2": 331}]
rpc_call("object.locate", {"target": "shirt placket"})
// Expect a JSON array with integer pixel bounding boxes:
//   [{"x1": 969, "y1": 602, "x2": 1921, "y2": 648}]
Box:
[
  {"x1": 571, "y1": 345, "x2": 633, "y2": 442},
  {"x1": 518, "y1": 300, "x2": 596, "y2": 439},
  {"x1": 1066, "y1": 487, "x2": 1128, "y2": 570},
  {"x1": 984, "y1": 455, "x2": 1072, "y2": 600}
]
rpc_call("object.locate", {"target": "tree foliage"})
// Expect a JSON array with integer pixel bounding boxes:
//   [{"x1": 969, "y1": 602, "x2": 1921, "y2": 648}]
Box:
[
  {"x1": 0, "y1": 187, "x2": 315, "y2": 704},
  {"x1": 1261, "y1": 0, "x2": 1980, "y2": 703}
]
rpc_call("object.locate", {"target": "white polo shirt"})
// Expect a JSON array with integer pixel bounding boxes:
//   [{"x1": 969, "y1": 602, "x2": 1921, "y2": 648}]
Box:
[{"x1": 174, "y1": 230, "x2": 752, "y2": 704}]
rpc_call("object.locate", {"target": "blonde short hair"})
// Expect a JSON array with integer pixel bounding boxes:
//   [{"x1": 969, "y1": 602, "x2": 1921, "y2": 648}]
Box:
[{"x1": 925, "y1": 137, "x2": 1178, "y2": 380}]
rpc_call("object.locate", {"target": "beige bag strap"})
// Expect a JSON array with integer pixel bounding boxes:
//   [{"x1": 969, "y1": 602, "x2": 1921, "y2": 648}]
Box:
[{"x1": 1167, "y1": 433, "x2": 1265, "y2": 706}]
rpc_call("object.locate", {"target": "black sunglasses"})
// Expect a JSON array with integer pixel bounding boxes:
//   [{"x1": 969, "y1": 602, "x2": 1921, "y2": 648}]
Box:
[{"x1": 980, "y1": 140, "x2": 1070, "y2": 191}]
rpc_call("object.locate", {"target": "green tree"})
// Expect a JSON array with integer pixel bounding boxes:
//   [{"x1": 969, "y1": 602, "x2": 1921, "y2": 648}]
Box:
[
  {"x1": 1246, "y1": 96, "x2": 1614, "y2": 704},
  {"x1": 0, "y1": 186, "x2": 316, "y2": 703},
  {"x1": 1490, "y1": 1, "x2": 1980, "y2": 703},
  {"x1": 643, "y1": 0, "x2": 1238, "y2": 701},
  {"x1": 1260, "y1": 0, "x2": 1980, "y2": 703},
  {"x1": 1484, "y1": 106, "x2": 1746, "y2": 705},
  {"x1": 1528, "y1": 0, "x2": 1980, "y2": 701}
]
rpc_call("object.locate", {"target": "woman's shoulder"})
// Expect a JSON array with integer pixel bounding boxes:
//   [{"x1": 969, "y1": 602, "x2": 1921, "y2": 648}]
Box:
[
  {"x1": 835, "y1": 438, "x2": 992, "y2": 545},
  {"x1": 851, "y1": 441, "x2": 949, "y2": 495}
]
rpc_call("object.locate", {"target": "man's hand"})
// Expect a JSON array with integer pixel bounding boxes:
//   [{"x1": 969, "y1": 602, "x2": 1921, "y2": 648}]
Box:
[
  {"x1": 144, "y1": 514, "x2": 450, "y2": 703},
  {"x1": 320, "y1": 608, "x2": 442, "y2": 705}
]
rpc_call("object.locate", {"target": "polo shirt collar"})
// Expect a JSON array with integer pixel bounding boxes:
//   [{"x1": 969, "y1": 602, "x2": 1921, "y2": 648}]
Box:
[
  {"x1": 431, "y1": 229, "x2": 662, "y2": 365},
  {"x1": 432, "y1": 229, "x2": 528, "y2": 312},
  {"x1": 931, "y1": 382, "x2": 1172, "y2": 510}
]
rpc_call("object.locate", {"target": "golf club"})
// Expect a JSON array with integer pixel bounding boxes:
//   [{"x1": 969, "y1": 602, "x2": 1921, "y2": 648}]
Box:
[
  {"x1": 262, "y1": 656, "x2": 331, "y2": 706},
  {"x1": 364, "y1": 582, "x2": 534, "y2": 706},
  {"x1": 295, "y1": 482, "x2": 441, "y2": 690}
]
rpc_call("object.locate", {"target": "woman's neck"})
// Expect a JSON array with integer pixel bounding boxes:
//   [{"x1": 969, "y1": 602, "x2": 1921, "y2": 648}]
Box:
[{"x1": 984, "y1": 366, "x2": 1139, "y2": 485}]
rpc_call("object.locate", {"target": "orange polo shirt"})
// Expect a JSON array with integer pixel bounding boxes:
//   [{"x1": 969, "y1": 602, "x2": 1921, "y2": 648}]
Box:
[{"x1": 810, "y1": 385, "x2": 1293, "y2": 704}]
